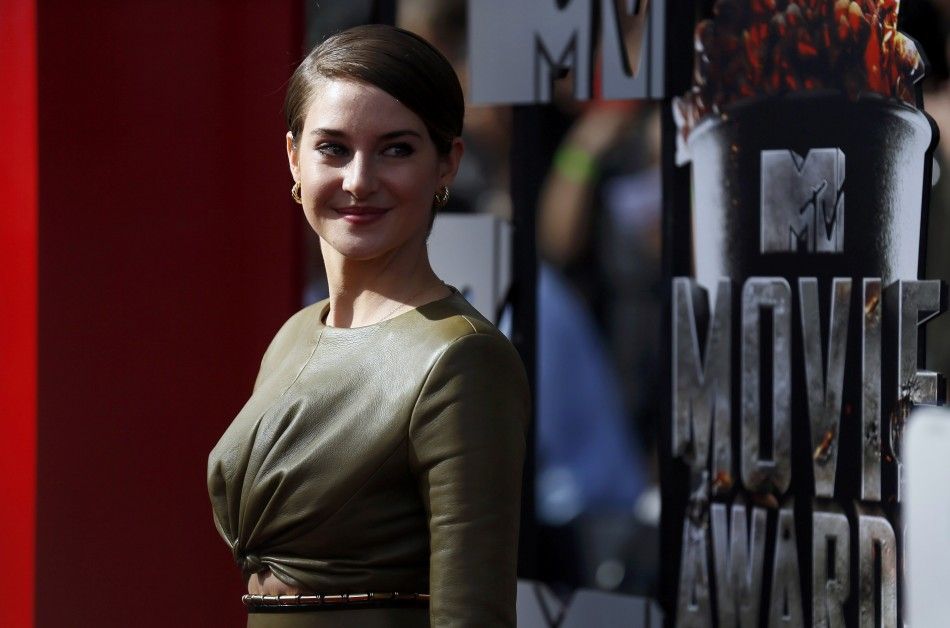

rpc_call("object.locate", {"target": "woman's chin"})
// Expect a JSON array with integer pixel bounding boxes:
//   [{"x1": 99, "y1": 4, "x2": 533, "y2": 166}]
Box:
[
  {"x1": 322, "y1": 229, "x2": 426, "y2": 264},
  {"x1": 325, "y1": 237, "x2": 392, "y2": 263}
]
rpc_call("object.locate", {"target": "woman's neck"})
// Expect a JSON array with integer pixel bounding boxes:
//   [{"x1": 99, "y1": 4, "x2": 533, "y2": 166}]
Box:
[{"x1": 320, "y1": 239, "x2": 448, "y2": 328}]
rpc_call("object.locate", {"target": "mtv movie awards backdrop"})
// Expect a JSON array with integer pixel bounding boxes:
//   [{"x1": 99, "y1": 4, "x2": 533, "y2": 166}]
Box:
[
  {"x1": 669, "y1": 1, "x2": 942, "y2": 626},
  {"x1": 468, "y1": 1, "x2": 945, "y2": 626}
]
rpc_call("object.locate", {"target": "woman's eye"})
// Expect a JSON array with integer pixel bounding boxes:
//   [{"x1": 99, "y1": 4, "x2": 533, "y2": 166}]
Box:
[
  {"x1": 316, "y1": 143, "x2": 347, "y2": 157},
  {"x1": 383, "y1": 143, "x2": 414, "y2": 157}
]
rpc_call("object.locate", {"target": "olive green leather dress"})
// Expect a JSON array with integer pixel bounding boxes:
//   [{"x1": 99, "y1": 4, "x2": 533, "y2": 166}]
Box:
[{"x1": 208, "y1": 290, "x2": 530, "y2": 627}]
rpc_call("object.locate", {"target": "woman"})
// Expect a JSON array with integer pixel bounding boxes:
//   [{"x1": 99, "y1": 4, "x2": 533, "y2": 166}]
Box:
[{"x1": 207, "y1": 24, "x2": 530, "y2": 628}]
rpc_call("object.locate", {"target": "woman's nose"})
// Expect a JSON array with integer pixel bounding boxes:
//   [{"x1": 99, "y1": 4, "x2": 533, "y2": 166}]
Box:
[{"x1": 341, "y1": 153, "x2": 377, "y2": 200}]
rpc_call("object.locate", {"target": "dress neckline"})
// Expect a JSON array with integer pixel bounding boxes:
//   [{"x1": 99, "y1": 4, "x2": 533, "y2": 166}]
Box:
[{"x1": 317, "y1": 285, "x2": 461, "y2": 333}]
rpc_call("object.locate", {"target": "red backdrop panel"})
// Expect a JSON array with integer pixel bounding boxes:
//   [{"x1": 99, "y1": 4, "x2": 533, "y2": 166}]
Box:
[
  {"x1": 36, "y1": 2, "x2": 301, "y2": 625},
  {"x1": 0, "y1": 1, "x2": 37, "y2": 627}
]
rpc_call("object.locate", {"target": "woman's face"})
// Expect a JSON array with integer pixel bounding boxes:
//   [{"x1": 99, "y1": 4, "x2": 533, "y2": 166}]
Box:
[{"x1": 287, "y1": 78, "x2": 462, "y2": 263}]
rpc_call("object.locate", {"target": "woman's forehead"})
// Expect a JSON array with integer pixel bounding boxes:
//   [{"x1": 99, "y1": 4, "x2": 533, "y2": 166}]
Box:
[{"x1": 303, "y1": 78, "x2": 425, "y2": 134}]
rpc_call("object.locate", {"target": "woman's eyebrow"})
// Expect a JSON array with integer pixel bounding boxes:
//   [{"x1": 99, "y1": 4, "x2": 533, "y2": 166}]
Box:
[
  {"x1": 379, "y1": 129, "x2": 422, "y2": 140},
  {"x1": 311, "y1": 128, "x2": 346, "y2": 137}
]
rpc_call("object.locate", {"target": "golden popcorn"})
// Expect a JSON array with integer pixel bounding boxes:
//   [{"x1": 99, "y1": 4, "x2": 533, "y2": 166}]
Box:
[{"x1": 674, "y1": 0, "x2": 925, "y2": 145}]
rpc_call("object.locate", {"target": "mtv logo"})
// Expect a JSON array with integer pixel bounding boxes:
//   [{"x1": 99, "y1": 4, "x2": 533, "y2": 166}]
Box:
[
  {"x1": 468, "y1": 0, "x2": 666, "y2": 104},
  {"x1": 760, "y1": 148, "x2": 845, "y2": 253}
]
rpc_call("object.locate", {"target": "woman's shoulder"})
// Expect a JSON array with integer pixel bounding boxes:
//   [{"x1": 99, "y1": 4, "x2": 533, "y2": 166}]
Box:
[
  {"x1": 401, "y1": 289, "x2": 511, "y2": 351},
  {"x1": 406, "y1": 291, "x2": 530, "y2": 444},
  {"x1": 397, "y1": 290, "x2": 527, "y2": 385}
]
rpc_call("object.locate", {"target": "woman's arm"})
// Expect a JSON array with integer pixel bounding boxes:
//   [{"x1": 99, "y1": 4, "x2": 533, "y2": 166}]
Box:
[{"x1": 408, "y1": 332, "x2": 530, "y2": 627}]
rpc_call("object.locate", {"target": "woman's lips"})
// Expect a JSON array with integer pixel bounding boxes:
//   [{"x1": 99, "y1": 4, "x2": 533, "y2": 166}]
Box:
[{"x1": 334, "y1": 206, "x2": 389, "y2": 225}]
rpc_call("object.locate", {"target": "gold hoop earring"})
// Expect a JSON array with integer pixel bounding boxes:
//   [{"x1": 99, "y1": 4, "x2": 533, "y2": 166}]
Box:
[
  {"x1": 434, "y1": 186, "x2": 450, "y2": 209},
  {"x1": 291, "y1": 181, "x2": 302, "y2": 204}
]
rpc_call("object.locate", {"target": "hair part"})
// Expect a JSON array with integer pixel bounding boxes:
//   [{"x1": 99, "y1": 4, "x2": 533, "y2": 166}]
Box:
[{"x1": 285, "y1": 24, "x2": 464, "y2": 155}]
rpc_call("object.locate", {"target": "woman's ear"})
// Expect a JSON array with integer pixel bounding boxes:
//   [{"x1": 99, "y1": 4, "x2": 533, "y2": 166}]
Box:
[
  {"x1": 438, "y1": 137, "x2": 465, "y2": 187},
  {"x1": 286, "y1": 131, "x2": 300, "y2": 182}
]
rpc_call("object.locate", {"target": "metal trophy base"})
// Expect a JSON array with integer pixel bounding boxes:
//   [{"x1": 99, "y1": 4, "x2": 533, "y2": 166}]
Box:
[{"x1": 688, "y1": 92, "x2": 935, "y2": 289}]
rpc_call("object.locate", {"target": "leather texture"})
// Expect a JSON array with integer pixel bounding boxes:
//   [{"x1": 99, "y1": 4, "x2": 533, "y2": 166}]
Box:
[{"x1": 208, "y1": 290, "x2": 530, "y2": 627}]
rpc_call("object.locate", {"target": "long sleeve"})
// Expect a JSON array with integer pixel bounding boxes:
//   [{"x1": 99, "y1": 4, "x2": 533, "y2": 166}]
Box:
[{"x1": 408, "y1": 332, "x2": 530, "y2": 627}]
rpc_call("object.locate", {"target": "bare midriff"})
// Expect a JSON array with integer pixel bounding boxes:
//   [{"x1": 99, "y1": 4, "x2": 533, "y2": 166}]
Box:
[{"x1": 247, "y1": 568, "x2": 304, "y2": 596}]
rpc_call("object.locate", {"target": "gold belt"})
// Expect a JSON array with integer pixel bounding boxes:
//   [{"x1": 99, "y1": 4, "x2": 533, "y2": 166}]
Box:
[{"x1": 243, "y1": 592, "x2": 430, "y2": 609}]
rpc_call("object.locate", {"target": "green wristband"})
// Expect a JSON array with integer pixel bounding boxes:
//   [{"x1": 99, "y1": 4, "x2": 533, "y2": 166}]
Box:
[{"x1": 553, "y1": 145, "x2": 598, "y2": 185}]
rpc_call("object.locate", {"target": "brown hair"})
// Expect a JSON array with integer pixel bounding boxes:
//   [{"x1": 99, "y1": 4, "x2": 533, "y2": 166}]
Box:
[{"x1": 285, "y1": 24, "x2": 464, "y2": 155}]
